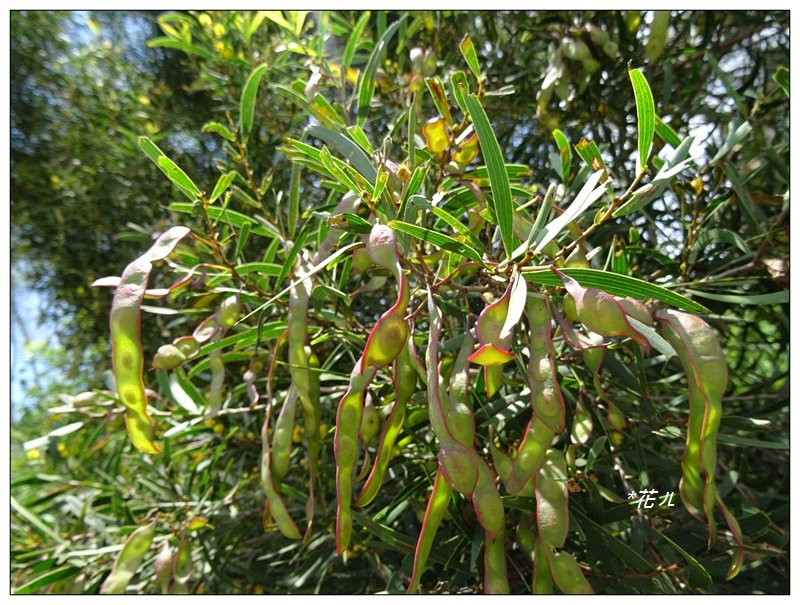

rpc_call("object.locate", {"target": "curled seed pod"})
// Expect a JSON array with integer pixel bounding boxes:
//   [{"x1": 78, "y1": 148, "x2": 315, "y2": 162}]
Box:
[
  {"x1": 472, "y1": 459, "x2": 505, "y2": 540},
  {"x1": 334, "y1": 359, "x2": 377, "y2": 555},
  {"x1": 362, "y1": 271, "x2": 410, "y2": 371},
  {"x1": 427, "y1": 291, "x2": 479, "y2": 496},
  {"x1": 152, "y1": 344, "x2": 187, "y2": 370},
  {"x1": 617, "y1": 297, "x2": 654, "y2": 327},
  {"x1": 192, "y1": 316, "x2": 219, "y2": 344},
  {"x1": 553, "y1": 267, "x2": 649, "y2": 353},
  {"x1": 172, "y1": 532, "x2": 192, "y2": 593},
  {"x1": 469, "y1": 277, "x2": 520, "y2": 397},
  {"x1": 100, "y1": 516, "x2": 158, "y2": 594},
  {"x1": 484, "y1": 529, "x2": 510, "y2": 594},
  {"x1": 356, "y1": 342, "x2": 417, "y2": 507},
  {"x1": 350, "y1": 247, "x2": 374, "y2": 274},
  {"x1": 656, "y1": 309, "x2": 742, "y2": 579}
]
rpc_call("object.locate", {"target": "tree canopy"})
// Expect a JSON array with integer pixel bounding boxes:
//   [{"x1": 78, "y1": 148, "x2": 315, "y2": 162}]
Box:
[{"x1": 10, "y1": 10, "x2": 789, "y2": 595}]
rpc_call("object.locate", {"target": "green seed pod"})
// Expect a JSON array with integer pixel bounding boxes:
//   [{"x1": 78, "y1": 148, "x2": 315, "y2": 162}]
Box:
[
  {"x1": 173, "y1": 336, "x2": 199, "y2": 358},
  {"x1": 100, "y1": 517, "x2": 157, "y2": 594},
  {"x1": 351, "y1": 247, "x2": 373, "y2": 275},
  {"x1": 153, "y1": 541, "x2": 173, "y2": 594},
  {"x1": 216, "y1": 295, "x2": 240, "y2": 330},
  {"x1": 366, "y1": 223, "x2": 400, "y2": 273},
  {"x1": 152, "y1": 344, "x2": 187, "y2": 370},
  {"x1": 359, "y1": 395, "x2": 381, "y2": 443}
]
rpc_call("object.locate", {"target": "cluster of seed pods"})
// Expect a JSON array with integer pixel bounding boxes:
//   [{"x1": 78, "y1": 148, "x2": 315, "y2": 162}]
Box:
[{"x1": 100, "y1": 211, "x2": 742, "y2": 591}]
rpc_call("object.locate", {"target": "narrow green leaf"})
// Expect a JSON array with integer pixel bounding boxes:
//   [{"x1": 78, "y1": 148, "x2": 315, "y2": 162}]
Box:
[
  {"x1": 463, "y1": 94, "x2": 515, "y2": 259},
  {"x1": 629, "y1": 67, "x2": 656, "y2": 174},
  {"x1": 245, "y1": 11, "x2": 269, "y2": 44},
  {"x1": 345, "y1": 124, "x2": 375, "y2": 155},
  {"x1": 13, "y1": 565, "x2": 80, "y2": 595},
  {"x1": 343, "y1": 12, "x2": 371, "y2": 70},
  {"x1": 655, "y1": 116, "x2": 682, "y2": 147},
  {"x1": 425, "y1": 76, "x2": 453, "y2": 125},
  {"x1": 722, "y1": 161, "x2": 767, "y2": 229},
  {"x1": 138, "y1": 137, "x2": 201, "y2": 201},
  {"x1": 169, "y1": 202, "x2": 279, "y2": 239},
  {"x1": 689, "y1": 228, "x2": 751, "y2": 264},
  {"x1": 574, "y1": 138, "x2": 607, "y2": 173},
  {"x1": 450, "y1": 71, "x2": 470, "y2": 114},
  {"x1": 240, "y1": 63, "x2": 269, "y2": 144},
  {"x1": 684, "y1": 289, "x2": 789, "y2": 306},
  {"x1": 388, "y1": 220, "x2": 485, "y2": 265},
  {"x1": 521, "y1": 267, "x2": 709, "y2": 313},
  {"x1": 208, "y1": 171, "x2": 237, "y2": 204},
  {"x1": 711, "y1": 122, "x2": 752, "y2": 165},
  {"x1": 147, "y1": 37, "x2": 213, "y2": 59},
  {"x1": 357, "y1": 15, "x2": 406, "y2": 125},
  {"x1": 202, "y1": 121, "x2": 236, "y2": 142},
  {"x1": 235, "y1": 262, "x2": 282, "y2": 276},
  {"x1": 459, "y1": 34, "x2": 481, "y2": 79},
  {"x1": 774, "y1": 66, "x2": 789, "y2": 97},
  {"x1": 645, "y1": 526, "x2": 712, "y2": 589},
  {"x1": 708, "y1": 53, "x2": 748, "y2": 118},
  {"x1": 306, "y1": 124, "x2": 377, "y2": 182},
  {"x1": 552, "y1": 129, "x2": 572, "y2": 183},
  {"x1": 11, "y1": 496, "x2": 66, "y2": 545}
]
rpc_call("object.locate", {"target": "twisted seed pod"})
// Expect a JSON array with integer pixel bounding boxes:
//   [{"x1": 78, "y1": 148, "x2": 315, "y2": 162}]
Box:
[
  {"x1": 356, "y1": 342, "x2": 417, "y2": 507},
  {"x1": 109, "y1": 226, "x2": 190, "y2": 453},
  {"x1": 656, "y1": 309, "x2": 743, "y2": 579}
]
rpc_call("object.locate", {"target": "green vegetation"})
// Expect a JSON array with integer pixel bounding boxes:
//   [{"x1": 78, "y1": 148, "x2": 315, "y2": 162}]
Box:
[{"x1": 11, "y1": 10, "x2": 788, "y2": 594}]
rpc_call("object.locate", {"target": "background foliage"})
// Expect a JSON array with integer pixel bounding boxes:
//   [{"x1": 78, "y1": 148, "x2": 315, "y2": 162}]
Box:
[{"x1": 10, "y1": 10, "x2": 789, "y2": 594}]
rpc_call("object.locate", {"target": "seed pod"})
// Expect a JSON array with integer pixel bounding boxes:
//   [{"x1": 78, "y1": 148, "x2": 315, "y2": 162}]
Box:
[
  {"x1": 152, "y1": 344, "x2": 187, "y2": 370},
  {"x1": 536, "y1": 449, "x2": 569, "y2": 549},
  {"x1": 359, "y1": 394, "x2": 381, "y2": 443},
  {"x1": 153, "y1": 541, "x2": 173, "y2": 594},
  {"x1": 407, "y1": 470, "x2": 452, "y2": 594},
  {"x1": 271, "y1": 388, "x2": 298, "y2": 483},
  {"x1": 216, "y1": 295, "x2": 240, "y2": 329},
  {"x1": 533, "y1": 538, "x2": 554, "y2": 594},
  {"x1": 656, "y1": 309, "x2": 742, "y2": 579},
  {"x1": 549, "y1": 551, "x2": 593, "y2": 594},
  {"x1": 504, "y1": 418, "x2": 555, "y2": 495},
  {"x1": 100, "y1": 517, "x2": 157, "y2": 594},
  {"x1": 526, "y1": 295, "x2": 565, "y2": 433},
  {"x1": 484, "y1": 528, "x2": 510, "y2": 594},
  {"x1": 554, "y1": 267, "x2": 649, "y2": 353},
  {"x1": 356, "y1": 342, "x2": 416, "y2": 507},
  {"x1": 173, "y1": 336, "x2": 199, "y2": 358},
  {"x1": 109, "y1": 226, "x2": 191, "y2": 454},
  {"x1": 366, "y1": 223, "x2": 401, "y2": 274}
]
